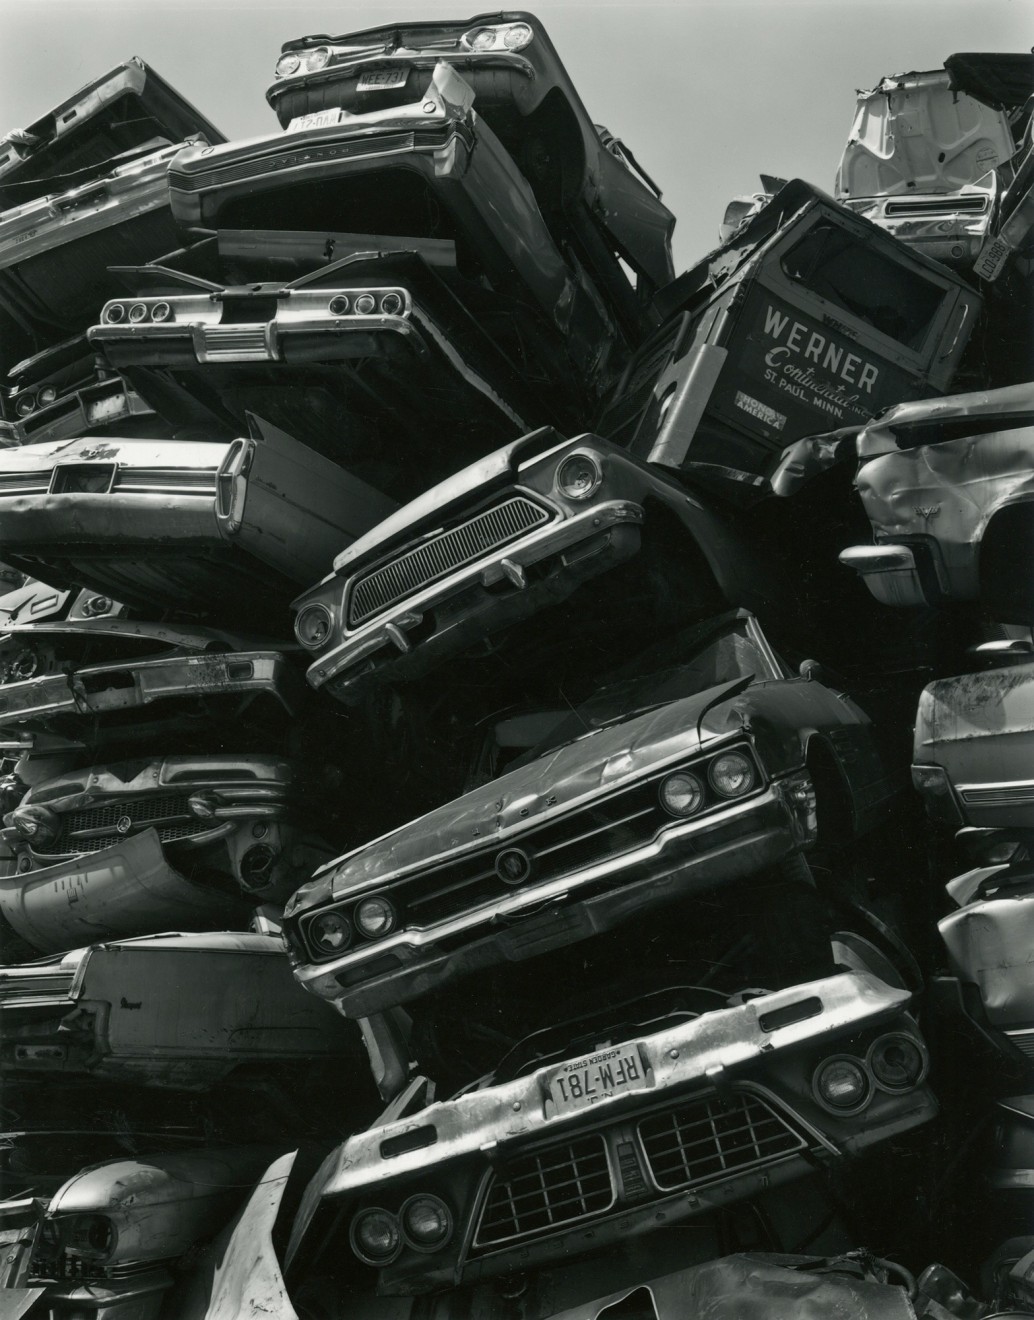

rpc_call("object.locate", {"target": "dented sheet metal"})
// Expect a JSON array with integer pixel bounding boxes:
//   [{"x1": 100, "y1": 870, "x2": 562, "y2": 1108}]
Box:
[
  {"x1": 0, "y1": 421, "x2": 396, "y2": 619},
  {"x1": 940, "y1": 864, "x2": 1034, "y2": 1058},
  {"x1": 295, "y1": 433, "x2": 778, "y2": 703},
  {"x1": 842, "y1": 384, "x2": 1034, "y2": 616},
  {"x1": 548, "y1": 1254, "x2": 917, "y2": 1320},
  {"x1": 285, "y1": 973, "x2": 933, "y2": 1295},
  {"x1": 169, "y1": 1150, "x2": 299, "y2": 1320},
  {"x1": 912, "y1": 663, "x2": 1034, "y2": 828},
  {"x1": 169, "y1": 66, "x2": 620, "y2": 393},
  {"x1": 0, "y1": 648, "x2": 303, "y2": 726},
  {"x1": 0, "y1": 57, "x2": 224, "y2": 212},
  {"x1": 0, "y1": 931, "x2": 361, "y2": 1088}
]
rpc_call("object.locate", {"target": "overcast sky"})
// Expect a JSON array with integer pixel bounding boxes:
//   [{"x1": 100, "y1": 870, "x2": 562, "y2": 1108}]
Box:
[{"x1": 0, "y1": 0, "x2": 1028, "y2": 270}]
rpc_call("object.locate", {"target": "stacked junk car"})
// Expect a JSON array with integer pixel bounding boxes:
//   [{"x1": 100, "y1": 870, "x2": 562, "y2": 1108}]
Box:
[{"x1": 0, "y1": 21, "x2": 1031, "y2": 1320}]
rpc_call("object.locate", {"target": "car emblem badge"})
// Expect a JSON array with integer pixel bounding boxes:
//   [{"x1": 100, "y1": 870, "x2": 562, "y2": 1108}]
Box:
[
  {"x1": 495, "y1": 847, "x2": 533, "y2": 886},
  {"x1": 115, "y1": 816, "x2": 133, "y2": 836}
]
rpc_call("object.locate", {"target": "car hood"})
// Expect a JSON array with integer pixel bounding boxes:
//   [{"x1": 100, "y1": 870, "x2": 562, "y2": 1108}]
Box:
[
  {"x1": 856, "y1": 381, "x2": 1034, "y2": 462},
  {"x1": 292, "y1": 678, "x2": 756, "y2": 910},
  {"x1": 328, "y1": 427, "x2": 571, "y2": 576}
]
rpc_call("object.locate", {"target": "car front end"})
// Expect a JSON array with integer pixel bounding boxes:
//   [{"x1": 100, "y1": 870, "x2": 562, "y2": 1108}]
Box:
[
  {"x1": 285, "y1": 670, "x2": 818, "y2": 1018},
  {"x1": 293, "y1": 431, "x2": 720, "y2": 704},
  {"x1": 285, "y1": 972, "x2": 935, "y2": 1295}
]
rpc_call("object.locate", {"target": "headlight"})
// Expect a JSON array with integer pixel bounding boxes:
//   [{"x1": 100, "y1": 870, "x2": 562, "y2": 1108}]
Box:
[
  {"x1": 104, "y1": 302, "x2": 126, "y2": 324},
  {"x1": 868, "y1": 1034, "x2": 927, "y2": 1093},
  {"x1": 275, "y1": 53, "x2": 301, "y2": 77},
  {"x1": 10, "y1": 805, "x2": 59, "y2": 846},
  {"x1": 150, "y1": 301, "x2": 172, "y2": 323},
  {"x1": 309, "y1": 910, "x2": 352, "y2": 956},
  {"x1": 401, "y1": 1194, "x2": 453, "y2": 1252},
  {"x1": 380, "y1": 292, "x2": 404, "y2": 315},
  {"x1": 813, "y1": 1056, "x2": 870, "y2": 1114},
  {"x1": 38, "y1": 385, "x2": 57, "y2": 405},
  {"x1": 465, "y1": 22, "x2": 533, "y2": 52},
  {"x1": 62, "y1": 1214, "x2": 116, "y2": 1261},
  {"x1": 708, "y1": 751, "x2": 756, "y2": 797},
  {"x1": 302, "y1": 46, "x2": 331, "y2": 72},
  {"x1": 15, "y1": 393, "x2": 35, "y2": 416},
  {"x1": 128, "y1": 302, "x2": 148, "y2": 323},
  {"x1": 355, "y1": 895, "x2": 397, "y2": 940},
  {"x1": 354, "y1": 293, "x2": 376, "y2": 314},
  {"x1": 329, "y1": 295, "x2": 350, "y2": 315},
  {"x1": 240, "y1": 844, "x2": 277, "y2": 893},
  {"x1": 503, "y1": 22, "x2": 533, "y2": 49},
  {"x1": 350, "y1": 1207, "x2": 402, "y2": 1265},
  {"x1": 555, "y1": 452, "x2": 602, "y2": 501},
  {"x1": 659, "y1": 771, "x2": 703, "y2": 818},
  {"x1": 295, "y1": 603, "x2": 334, "y2": 648}
]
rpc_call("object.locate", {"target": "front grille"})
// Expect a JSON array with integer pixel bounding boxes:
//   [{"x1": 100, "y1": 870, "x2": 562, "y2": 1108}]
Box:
[
  {"x1": 347, "y1": 495, "x2": 551, "y2": 627},
  {"x1": 470, "y1": 1087, "x2": 809, "y2": 1254},
  {"x1": 378, "y1": 745, "x2": 761, "y2": 932},
  {"x1": 38, "y1": 791, "x2": 211, "y2": 856},
  {"x1": 638, "y1": 1092, "x2": 804, "y2": 1190},
  {"x1": 200, "y1": 325, "x2": 270, "y2": 360},
  {"x1": 475, "y1": 1134, "x2": 613, "y2": 1247},
  {"x1": 0, "y1": 969, "x2": 76, "y2": 1001}
]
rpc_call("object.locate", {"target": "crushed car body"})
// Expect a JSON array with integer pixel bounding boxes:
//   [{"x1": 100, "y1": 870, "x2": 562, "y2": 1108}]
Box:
[
  {"x1": 170, "y1": 64, "x2": 622, "y2": 400},
  {"x1": 835, "y1": 55, "x2": 1033, "y2": 266},
  {"x1": 265, "y1": 11, "x2": 676, "y2": 308},
  {"x1": 838, "y1": 382, "x2": 1034, "y2": 621},
  {"x1": 292, "y1": 432, "x2": 781, "y2": 704},
  {"x1": 0, "y1": 753, "x2": 333, "y2": 954},
  {"x1": 911, "y1": 657, "x2": 1034, "y2": 830},
  {"x1": 601, "y1": 179, "x2": 982, "y2": 488},
  {"x1": 284, "y1": 611, "x2": 897, "y2": 1018},
  {"x1": 285, "y1": 973, "x2": 933, "y2": 1295},
  {"x1": 0, "y1": 930, "x2": 362, "y2": 1087},
  {"x1": 0, "y1": 417, "x2": 397, "y2": 621}
]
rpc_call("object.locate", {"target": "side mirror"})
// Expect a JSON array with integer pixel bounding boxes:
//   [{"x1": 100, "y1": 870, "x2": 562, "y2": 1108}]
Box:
[{"x1": 798, "y1": 658, "x2": 827, "y2": 683}]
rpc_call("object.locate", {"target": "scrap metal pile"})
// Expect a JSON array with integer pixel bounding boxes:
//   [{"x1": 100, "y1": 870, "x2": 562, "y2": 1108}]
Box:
[{"x1": 0, "y1": 19, "x2": 1031, "y2": 1319}]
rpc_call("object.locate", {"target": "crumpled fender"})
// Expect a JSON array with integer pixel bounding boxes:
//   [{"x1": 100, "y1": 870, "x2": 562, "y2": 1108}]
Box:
[
  {"x1": 548, "y1": 1253, "x2": 916, "y2": 1320},
  {"x1": 167, "y1": 1150, "x2": 299, "y2": 1320}
]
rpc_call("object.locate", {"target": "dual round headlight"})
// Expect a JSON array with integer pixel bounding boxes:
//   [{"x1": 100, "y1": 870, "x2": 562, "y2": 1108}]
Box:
[
  {"x1": 555, "y1": 452, "x2": 602, "y2": 501},
  {"x1": 351, "y1": 1195, "x2": 452, "y2": 1266},
  {"x1": 659, "y1": 751, "x2": 756, "y2": 818},
  {"x1": 295, "y1": 602, "x2": 333, "y2": 649},
  {"x1": 308, "y1": 910, "x2": 352, "y2": 956},
  {"x1": 308, "y1": 896, "x2": 397, "y2": 956},
  {"x1": 659, "y1": 771, "x2": 703, "y2": 818},
  {"x1": 813, "y1": 1035, "x2": 927, "y2": 1115},
  {"x1": 813, "y1": 1056, "x2": 871, "y2": 1114},
  {"x1": 708, "y1": 751, "x2": 756, "y2": 797},
  {"x1": 868, "y1": 1033, "x2": 927, "y2": 1092}
]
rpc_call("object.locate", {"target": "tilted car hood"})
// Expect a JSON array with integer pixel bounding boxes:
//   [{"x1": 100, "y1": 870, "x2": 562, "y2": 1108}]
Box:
[
  {"x1": 856, "y1": 382, "x2": 1034, "y2": 461},
  {"x1": 326, "y1": 427, "x2": 568, "y2": 578},
  {"x1": 291, "y1": 678, "x2": 754, "y2": 911}
]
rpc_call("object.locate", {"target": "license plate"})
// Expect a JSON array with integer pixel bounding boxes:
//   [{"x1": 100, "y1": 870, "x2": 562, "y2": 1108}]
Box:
[
  {"x1": 357, "y1": 67, "x2": 409, "y2": 92},
  {"x1": 287, "y1": 107, "x2": 346, "y2": 133},
  {"x1": 546, "y1": 1042, "x2": 648, "y2": 1117}
]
